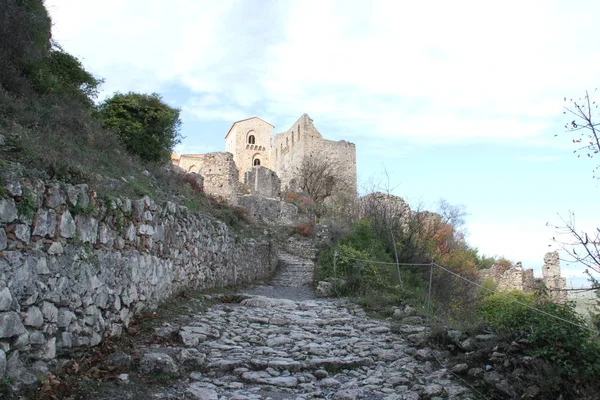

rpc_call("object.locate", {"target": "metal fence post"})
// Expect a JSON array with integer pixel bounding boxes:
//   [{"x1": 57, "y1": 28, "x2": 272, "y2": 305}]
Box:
[
  {"x1": 426, "y1": 262, "x2": 434, "y2": 327},
  {"x1": 333, "y1": 251, "x2": 338, "y2": 297}
]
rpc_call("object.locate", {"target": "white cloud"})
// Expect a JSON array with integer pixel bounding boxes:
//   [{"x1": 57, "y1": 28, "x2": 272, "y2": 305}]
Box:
[
  {"x1": 468, "y1": 220, "x2": 556, "y2": 272},
  {"x1": 45, "y1": 0, "x2": 600, "y2": 146}
]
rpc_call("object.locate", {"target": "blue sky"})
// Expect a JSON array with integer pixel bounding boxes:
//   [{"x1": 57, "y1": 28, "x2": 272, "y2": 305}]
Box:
[{"x1": 46, "y1": 0, "x2": 599, "y2": 286}]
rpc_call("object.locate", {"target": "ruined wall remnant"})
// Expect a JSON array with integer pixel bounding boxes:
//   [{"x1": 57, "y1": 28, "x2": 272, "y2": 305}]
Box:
[
  {"x1": 244, "y1": 166, "x2": 281, "y2": 199},
  {"x1": 237, "y1": 196, "x2": 299, "y2": 225},
  {"x1": 542, "y1": 251, "x2": 567, "y2": 303},
  {"x1": 0, "y1": 174, "x2": 277, "y2": 384},
  {"x1": 176, "y1": 152, "x2": 240, "y2": 204},
  {"x1": 273, "y1": 114, "x2": 357, "y2": 199},
  {"x1": 481, "y1": 252, "x2": 566, "y2": 302},
  {"x1": 174, "y1": 114, "x2": 357, "y2": 207}
]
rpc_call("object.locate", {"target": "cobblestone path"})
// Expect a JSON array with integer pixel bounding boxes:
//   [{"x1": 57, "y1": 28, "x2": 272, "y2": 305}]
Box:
[{"x1": 76, "y1": 287, "x2": 474, "y2": 400}]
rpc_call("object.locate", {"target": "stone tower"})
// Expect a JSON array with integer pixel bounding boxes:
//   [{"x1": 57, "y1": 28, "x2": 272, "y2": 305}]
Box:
[
  {"x1": 542, "y1": 251, "x2": 567, "y2": 303},
  {"x1": 225, "y1": 117, "x2": 274, "y2": 181}
]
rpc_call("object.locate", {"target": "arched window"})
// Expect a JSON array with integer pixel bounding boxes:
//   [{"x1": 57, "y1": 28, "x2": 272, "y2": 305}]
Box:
[
  {"x1": 253, "y1": 158, "x2": 261, "y2": 166},
  {"x1": 248, "y1": 135, "x2": 255, "y2": 144},
  {"x1": 292, "y1": 131, "x2": 294, "y2": 146}
]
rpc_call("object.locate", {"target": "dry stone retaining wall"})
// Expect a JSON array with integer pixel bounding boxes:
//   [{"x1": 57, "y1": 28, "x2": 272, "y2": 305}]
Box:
[{"x1": 0, "y1": 175, "x2": 277, "y2": 384}]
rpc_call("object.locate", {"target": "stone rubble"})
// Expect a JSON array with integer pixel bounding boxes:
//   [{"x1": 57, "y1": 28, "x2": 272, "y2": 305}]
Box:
[{"x1": 111, "y1": 293, "x2": 475, "y2": 400}]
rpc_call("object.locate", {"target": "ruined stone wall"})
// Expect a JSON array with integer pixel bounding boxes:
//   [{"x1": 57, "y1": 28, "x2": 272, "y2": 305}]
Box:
[
  {"x1": 243, "y1": 166, "x2": 281, "y2": 199},
  {"x1": 225, "y1": 118, "x2": 273, "y2": 181},
  {"x1": 178, "y1": 152, "x2": 240, "y2": 204},
  {"x1": 236, "y1": 196, "x2": 299, "y2": 226},
  {"x1": 542, "y1": 251, "x2": 567, "y2": 303},
  {"x1": 273, "y1": 114, "x2": 357, "y2": 199},
  {"x1": 481, "y1": 253, "x2": 566, "y2": 302},
  {"x1": 0, "y1": 176, "x2": 277, "y2": 384}
]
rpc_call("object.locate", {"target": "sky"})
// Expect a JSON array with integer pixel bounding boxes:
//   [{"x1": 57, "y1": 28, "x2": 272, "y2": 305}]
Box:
[{"x1": 45, "y1": 0, "x2": 600, "y2": 286}]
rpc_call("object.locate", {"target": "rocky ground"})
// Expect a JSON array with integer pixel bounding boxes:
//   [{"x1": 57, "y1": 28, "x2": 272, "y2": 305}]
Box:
[{"x1": 19, "y1": 285, "x2": 477, "y2": 400}]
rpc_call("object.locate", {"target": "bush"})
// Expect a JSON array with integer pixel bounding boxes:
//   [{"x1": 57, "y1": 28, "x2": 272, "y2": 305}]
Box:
[
  {"x1": 479, "y1": 291, "x2": 600, "y2": 379},
  {"x1": 478, "y1": 290, "x2": 536, "y2": 332},
  {"x1": 97, "y1": 92, "x2": 182, "y2": 162},
  {"x1": 294, "y1": 221, "x2": 314, "y2": 237},
  {"x1": 0, "y1": 0, "x2": 51, "y2": 94}
]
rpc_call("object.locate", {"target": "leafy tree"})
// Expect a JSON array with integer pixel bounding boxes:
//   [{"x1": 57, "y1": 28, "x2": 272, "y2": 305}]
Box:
[
  {"x1": 0, "y1": 0, "x2": 101, "y2": 106},
  {"x1": 31, "y1": 45, "x2": 103, "y2": 106},
  {"x1": 98, "y1": 92, "x2": 182, "y2": 162}
]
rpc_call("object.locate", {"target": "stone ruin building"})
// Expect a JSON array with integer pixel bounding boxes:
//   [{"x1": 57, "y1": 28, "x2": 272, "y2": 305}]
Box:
[
  {"x1": 171, "y1": 114, "x2": 357, "y2": 224},
  {"x1": 481, "y1": 251, "x2": 567, "y2": 303}
]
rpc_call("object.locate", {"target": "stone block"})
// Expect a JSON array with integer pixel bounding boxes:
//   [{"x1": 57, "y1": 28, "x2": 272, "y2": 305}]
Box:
[
  {"x1": 0, "y1": 228, "x2": 6, "y2": 250},
  {"x1": 0, "y1": 199, "x2": 18, "y2": 223},
  {"x1": 0, "y1": 312, "x2": 26, "y2": 338},
  {"x1": 75, "y1": 215, "x2": 98, "y2": 243},
  {"x1": 24, "y1": 306, "x2": 44, "y2": 327},
  {"x1": 32, "y1": 209, "x2": 56, "y2": 237},
  {"x1": 59, "y1": 210, "x2": 76, "y2": 238},
  {"x1": 0, "y1": 287, "x2": 12, "y2": 311},
  {"x1": 14, "y1": 223, "x2": 30, "y2": 242}
]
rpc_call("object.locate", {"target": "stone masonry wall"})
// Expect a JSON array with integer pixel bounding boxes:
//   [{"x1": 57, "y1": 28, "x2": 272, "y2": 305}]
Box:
[
  {"x1": 542, "y1": 251, "x2": 567, "y2": 303},
  {"x1": 177, "y1": 152, "x2": 241, "y2": 204},
  {"x1": 272, "y1": 114, "x2": 357, "y2": 199},
  {"x1": 0, "y1": 175, "x2": 277, "y2": 384},
  {"x1": 225, "y1": 117, "x2": 274, "y2": 181},
  {"x1": 244, "y1": 166, "x2": 281, "y2": 199},
  {"x1": 481, "y1": 253, "x2": 566, "y2": 302}
]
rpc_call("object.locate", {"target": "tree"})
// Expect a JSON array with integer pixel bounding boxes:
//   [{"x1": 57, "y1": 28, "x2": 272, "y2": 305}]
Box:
[
  {"x1": 98, "y1": 92, "x2": 182, "y2": 163},
  {"x1": 550, "y1": 90, "x2": 600, "y2": 291},
  {"x1": 562, "y1": 90, "x2": 600, "y2": 179},
  {"x1": 295, "y1": 157, "x2": 337, "y2": 204},
  {"x1": 0, "y1": 0, "x2": 51, "y2": 93}
]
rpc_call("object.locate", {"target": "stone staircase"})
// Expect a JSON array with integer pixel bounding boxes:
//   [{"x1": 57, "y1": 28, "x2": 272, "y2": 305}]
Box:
[{"x1": 271, "y1": 238, "x2": 317, "y2": 287}]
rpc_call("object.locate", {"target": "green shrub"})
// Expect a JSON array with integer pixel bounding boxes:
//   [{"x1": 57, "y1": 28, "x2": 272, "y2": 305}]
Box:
[
  {"x1": 478, "y1": 290, "x2": 536, "y2": 331},
  {"x1": 479, "y1": 291, "x2": 600, "y2": 379},
  {"x1": 16, "y1": 190, "x2": 35, "y2": 219},
  {"x1": 97, "y1": 92, "x2": 182, "y2": 163}
]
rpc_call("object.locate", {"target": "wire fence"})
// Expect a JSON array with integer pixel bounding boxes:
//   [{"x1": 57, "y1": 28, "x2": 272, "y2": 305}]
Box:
[{"x1": 331, "y1": 251, "x2": 599, "y2": 335}]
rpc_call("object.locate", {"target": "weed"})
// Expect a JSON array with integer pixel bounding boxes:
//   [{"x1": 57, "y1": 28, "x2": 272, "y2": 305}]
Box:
[
  {"x1": 0, "y1": 175, "x2": 8, "y2": 198},
  {"x1": 69, "y1": 193, "x2": 96, "y2": 216},
  {"x1": 16, "y1": 190, "x2": 35, "y2": 218},
  {"x1": 0, "y1": 376, "x2": 13, "y2": 387},
  {"x1": 130, "y1": 181, "x2": 149, "y2": 197}
]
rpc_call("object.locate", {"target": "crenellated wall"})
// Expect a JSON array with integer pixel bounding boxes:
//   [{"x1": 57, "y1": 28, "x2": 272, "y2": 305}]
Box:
[{"x1": 0, "y1": 175, "x2": 277, "y2": 384}]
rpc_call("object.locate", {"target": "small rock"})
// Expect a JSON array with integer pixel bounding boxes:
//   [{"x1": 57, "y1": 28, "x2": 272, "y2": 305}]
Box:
[
  {"x1": 468, "y1": 367, "x2": 484, "y2": 378},
  {"x1": 0, "y1": 312, "x2": 26, "y2": 338},
  {"x1": 333, "y1": 389, "x2": 361, "y2": 400},
  {"x1": 24, "y1": 307, "x2": 44, "y2": 327},
  {"x1": 139, "y1": 352, "x2": 179, "y2": 376},
  {"x1": 314, "y1": 369, "x2": 329, "y2": 379},
  {"x1": 185, "y1": 383, "x2": 218, "y2": 400},
  {"x1": 47, "y1": 242, "x2": 64, "y2": 255},
  {"x1": 319, "y1": 377, "x2": 341, "y2": 387},
  {"x1": 178, "y1": 348, "x2": 207, "y2": 369},
  {"x1": 0, "y1": 349, "x2": 6, "y2": 376},
  {"x1": 422, "y1": 384, "x2": 443, "y2": 396},
  {"x1": 483, "y1": 371, "x2": 502, "y2": 384},
  {"x1": 0, "y1": 288, "x2": 13, "y2": 311},
  {"x1": 451, "y1": 363, "x2": 469, "y2": 374},
  {"x1": 414, "y1": 348, "x2": 433, "y2": 361}
]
